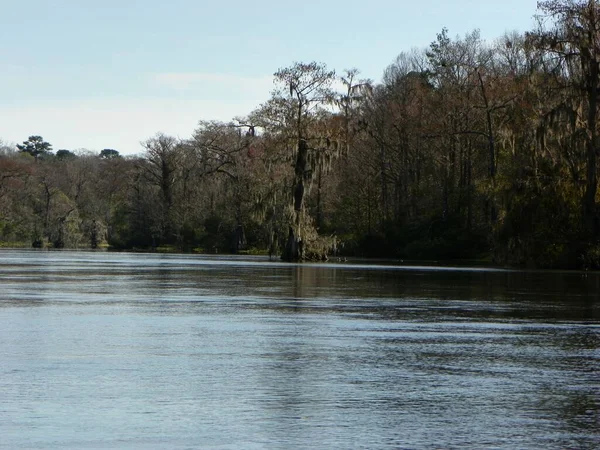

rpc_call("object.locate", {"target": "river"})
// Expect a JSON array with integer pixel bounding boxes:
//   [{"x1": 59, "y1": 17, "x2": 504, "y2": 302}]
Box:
[{"x1": 0, "y1": 249, "x2": 598, "y2": 449}]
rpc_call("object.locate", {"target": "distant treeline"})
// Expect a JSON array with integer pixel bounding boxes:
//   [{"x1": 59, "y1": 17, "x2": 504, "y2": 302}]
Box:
[{"x1": 1, "y1": 0, "x2": 599, "y2": 268}]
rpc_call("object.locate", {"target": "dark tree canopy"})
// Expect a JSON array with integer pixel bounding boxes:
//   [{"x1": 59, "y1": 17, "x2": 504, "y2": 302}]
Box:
[
  {"x1": 17, "y1": 135, "x2": 53, "y2": 159},
  {"x1": 100, "y1": 149, "x2": 121, "y2": 159},
  {"x1": 56, "y1": 149, "x2": 77, "y2": 160}
]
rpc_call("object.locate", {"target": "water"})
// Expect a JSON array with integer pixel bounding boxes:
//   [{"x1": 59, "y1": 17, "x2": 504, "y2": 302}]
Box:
[{"x1": 0, "y1": 249, "x2": 598, "y2": 449}]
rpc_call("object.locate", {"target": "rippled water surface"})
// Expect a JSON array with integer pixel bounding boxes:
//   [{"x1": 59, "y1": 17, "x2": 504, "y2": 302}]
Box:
[{"x1": 1, "y1": 250, "x2": 599, "y2": 449}]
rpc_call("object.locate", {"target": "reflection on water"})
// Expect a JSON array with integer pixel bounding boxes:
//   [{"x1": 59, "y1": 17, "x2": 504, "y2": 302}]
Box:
[{"x1": 0, "y1": 249, "x2": 598, "y2": 449}]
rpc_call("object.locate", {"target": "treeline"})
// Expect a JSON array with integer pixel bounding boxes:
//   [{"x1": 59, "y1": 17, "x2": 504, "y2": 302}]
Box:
[{"x1": 1, "y1": 0, "x2": 599, "y2": 268}]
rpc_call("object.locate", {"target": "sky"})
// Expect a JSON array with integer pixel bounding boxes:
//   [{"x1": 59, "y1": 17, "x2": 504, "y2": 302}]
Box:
[{"x1": 1, "y1": 0, "x2": 540, "y2": 155}]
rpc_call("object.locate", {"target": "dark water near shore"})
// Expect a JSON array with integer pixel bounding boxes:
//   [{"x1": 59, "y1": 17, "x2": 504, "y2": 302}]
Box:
[{"x1": 0, "y1": 250, "x2": 598, "y2": 449}]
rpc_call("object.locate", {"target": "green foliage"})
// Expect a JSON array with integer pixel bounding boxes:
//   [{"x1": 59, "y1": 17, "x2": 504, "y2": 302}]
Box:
[
  {"x1": 0, "y1": 219, "x2": 30, "y2": 246},
  {"x1": 580, "y1": 243, "x2": 600, "y2": 270},
  {"x1": 177, "y1": 223, "x2": 203, "y2": 251},
  {"x1": 107, "y1": 190, "x2": 158, "y2": 250},
  {"x1": 494, "y1": 173, "x2": 582, "y2": 268},
  {"x1": 197, "y1": 215, "x2": 233, "y2": 253}
]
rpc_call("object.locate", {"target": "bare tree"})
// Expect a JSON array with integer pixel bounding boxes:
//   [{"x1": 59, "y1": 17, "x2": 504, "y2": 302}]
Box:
[
  {"x1": 270, "y1": 62, "x2": 337, "y2": 261},
  {"x1": 141, "y1": 133, "x2": 182, "y2": 243}
]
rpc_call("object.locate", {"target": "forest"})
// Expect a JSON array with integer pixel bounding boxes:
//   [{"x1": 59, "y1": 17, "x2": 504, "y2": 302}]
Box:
[{"x1": 1, "y1": 0, "x2": 599, "y2": 269}]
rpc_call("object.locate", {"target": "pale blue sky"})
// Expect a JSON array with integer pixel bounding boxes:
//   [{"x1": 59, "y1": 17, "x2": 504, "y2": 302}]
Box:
[{"x1": 1, "y1": 0, "x2": 539, "y2": 154}]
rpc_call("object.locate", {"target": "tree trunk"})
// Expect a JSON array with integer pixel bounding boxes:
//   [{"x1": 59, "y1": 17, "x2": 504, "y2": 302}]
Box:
[
  {"x1": 90, "y1": 219, "x2": 98, "y2": 249},
  {"x1": 583, "y1": 58, "x2": 599, "y2": 236},
  {"x1": 316, "y1": 164, "x2": 323, "y2": 230},
  {"x1": 477, "y1": 69, "x2": 497, "y2": 224},
  {"x1": 283, "y1": 226, "x2": 299, "y2": 261},
  {"x1": 283, "y1": 138, "x2": 309, "y2": 261},
  {"x1": 230, "y1": 225, "x2": 246, "y2": 253}
]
